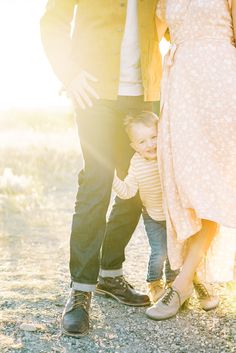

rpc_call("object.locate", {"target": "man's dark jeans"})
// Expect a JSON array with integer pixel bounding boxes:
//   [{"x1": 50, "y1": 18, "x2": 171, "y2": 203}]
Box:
[{"x1": 70, "y1": 96, "x2": 155, "y2": 286}]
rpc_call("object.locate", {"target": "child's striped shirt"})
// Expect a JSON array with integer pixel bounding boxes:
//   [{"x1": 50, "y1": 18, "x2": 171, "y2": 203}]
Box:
[{"x1": 113, "y1": 152, "x2": 165, "y2": 221}]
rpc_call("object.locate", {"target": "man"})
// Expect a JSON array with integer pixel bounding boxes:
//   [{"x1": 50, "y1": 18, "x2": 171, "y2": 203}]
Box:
[{"x1": 40, "y1": 0, "x2": 165, "y2": 337}]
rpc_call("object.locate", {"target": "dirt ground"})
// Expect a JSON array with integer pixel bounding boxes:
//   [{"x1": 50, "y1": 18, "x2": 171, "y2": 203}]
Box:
[{"x1": 0, "y1": 110, "x2": 235, "y2": 353}]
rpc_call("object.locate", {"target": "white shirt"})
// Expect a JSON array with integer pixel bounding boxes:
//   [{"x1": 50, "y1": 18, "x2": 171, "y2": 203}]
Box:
[{"x1": 118, "y1": 0, "x2": 144, "y2": 96}]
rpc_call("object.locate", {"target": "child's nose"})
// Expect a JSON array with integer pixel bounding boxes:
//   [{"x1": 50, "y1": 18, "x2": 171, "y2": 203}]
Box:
[{"x1": 147, "y1": 140, "x2": 154, "y2": 148}]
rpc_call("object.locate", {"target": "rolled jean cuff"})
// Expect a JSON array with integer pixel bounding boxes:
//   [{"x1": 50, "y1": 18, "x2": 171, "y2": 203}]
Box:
[
  {"x1": 99, "y1": 268, "x2": 123, "y2": 278},
  {"x1": 72, "y1": 282, "x2": 96, "y2": 292}
]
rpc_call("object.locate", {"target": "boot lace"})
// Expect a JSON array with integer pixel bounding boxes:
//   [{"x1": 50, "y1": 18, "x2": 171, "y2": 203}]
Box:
[
  {"x1": 194, "y1": 283, "x2": 210, "y2": 298},
  {"x1": 161, "y1": 288, "x2": 176, "y2": 305},
  {"x1": 115, "y1": 276, "x2": 134, "y2": 289},
  {"x1": 71, "y1": 291, "x2": 90, "y2": 310}
]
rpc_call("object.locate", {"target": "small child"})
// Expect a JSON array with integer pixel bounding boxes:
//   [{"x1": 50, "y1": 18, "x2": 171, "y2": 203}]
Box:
[{"x1": 113, "y1": 111, "x2": 178, "y2": 302}]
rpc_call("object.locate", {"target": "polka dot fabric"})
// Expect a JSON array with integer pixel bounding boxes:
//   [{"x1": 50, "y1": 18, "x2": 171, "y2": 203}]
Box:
[{"x1": 157, "y1": 0, "x2": 236, "y2": 281}]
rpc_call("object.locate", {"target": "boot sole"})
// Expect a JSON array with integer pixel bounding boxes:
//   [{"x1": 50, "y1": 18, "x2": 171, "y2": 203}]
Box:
[
  {"x1": 146, "y1": 301, "x2": 189, "y2": 320},
  {"x1": 201, "y1": 303, "x2": 220, "y2": 311},
  {"x1": 61, "y1": 326, "x2": 89, "y2": 338},
  {"x1": 146, "y1": 312, "x2": 177, "y2": 321},
  {"x1": 95, "y1": 288, "x2": 150, "y2": 307}
]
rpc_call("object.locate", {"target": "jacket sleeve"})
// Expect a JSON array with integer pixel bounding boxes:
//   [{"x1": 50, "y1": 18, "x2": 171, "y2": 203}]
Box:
[
  {"x1": 112, "y1": 159, "x2": 139, "y2": 199},
  {"x1": 155, "y1": 0, "x2": 168, "y2": 42},
  {"x1": 155, "y1": 17, "x2": 168, "y2": 42},
  {"x1": 40, "y1": 0, "x2": 80, "y2": 86}
]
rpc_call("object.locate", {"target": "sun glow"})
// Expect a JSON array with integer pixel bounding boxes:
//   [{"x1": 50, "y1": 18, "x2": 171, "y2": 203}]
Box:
[
  {"x1": 0, "y1": 0, "x2": 70, "y2": 110},
  {"x1": 0, "y1": 1, "x2": 170, "y2": 111}
]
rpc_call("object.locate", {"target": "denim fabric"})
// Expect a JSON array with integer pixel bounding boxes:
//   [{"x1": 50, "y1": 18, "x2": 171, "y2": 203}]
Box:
[
  {"x1": 70, "y1": 96, "x2": 155, "y2": 285},
  {"x1": 142, "y1": 211, "x2": 178, "y2": 282}
]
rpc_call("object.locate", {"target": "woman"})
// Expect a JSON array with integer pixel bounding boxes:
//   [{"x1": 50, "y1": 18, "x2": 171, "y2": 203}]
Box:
[{"x1": 146, "y1": 0, "x2": 236, "y2": 320}]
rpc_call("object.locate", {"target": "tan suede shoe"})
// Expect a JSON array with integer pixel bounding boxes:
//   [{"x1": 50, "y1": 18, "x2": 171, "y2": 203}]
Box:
[
  {"x1": 146, "y1": 286, "x2": 193, "y2": 320},
  {"x1": 194, "y1": 281, "x2": 220, "y2": 311}
]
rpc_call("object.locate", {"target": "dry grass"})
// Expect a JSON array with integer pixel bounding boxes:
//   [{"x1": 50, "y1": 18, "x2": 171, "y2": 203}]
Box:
[{"x1": 0, "y1": 108, "x2": 80, "y2": 352}]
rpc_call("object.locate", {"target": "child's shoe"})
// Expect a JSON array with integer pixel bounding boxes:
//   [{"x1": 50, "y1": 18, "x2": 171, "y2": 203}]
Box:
[
  {"x1": 147, "y1": 279, "x2": 165, "y2": 303},
  {"x1": 165, "y1": 280, "x2": 174, "y2": 288},
  {"x1": 193, "y1": 281, "x2": 219, "y2": 311}
]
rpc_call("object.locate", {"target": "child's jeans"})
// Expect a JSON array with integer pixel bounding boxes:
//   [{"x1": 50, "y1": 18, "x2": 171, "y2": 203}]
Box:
[{"x1": 142, "y1": 210, "x2": 178, "y2": 283}]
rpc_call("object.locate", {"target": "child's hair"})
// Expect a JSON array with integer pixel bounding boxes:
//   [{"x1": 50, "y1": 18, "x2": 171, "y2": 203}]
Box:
[{"x1": 124, "y1": 111, "x2": 158, "y2": 137}]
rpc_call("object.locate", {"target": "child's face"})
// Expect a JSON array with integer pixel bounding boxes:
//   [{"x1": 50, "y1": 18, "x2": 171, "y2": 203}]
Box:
[{"x1": 129, "y1": 123, "x2": 157, "y2": 161}]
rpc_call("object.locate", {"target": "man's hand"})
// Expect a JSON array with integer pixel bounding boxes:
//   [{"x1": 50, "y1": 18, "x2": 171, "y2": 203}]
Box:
[{"x1": 67, "y1": 70, "x2": 100, "y2": 109}]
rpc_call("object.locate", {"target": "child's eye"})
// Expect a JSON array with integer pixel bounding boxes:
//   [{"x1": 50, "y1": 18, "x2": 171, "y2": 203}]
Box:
[
  {"x1": 139, "y1": 140, "x2": 145, "y2": 145},
  {"x1": 151, "y1": 135, "x2": 157, "y2": 140}
]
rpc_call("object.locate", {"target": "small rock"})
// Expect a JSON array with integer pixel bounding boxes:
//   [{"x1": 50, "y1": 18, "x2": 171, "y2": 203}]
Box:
[
  {"x1": 19, "y1": 323, "x2": 38, "y2": 332},
  {"x1": 107, "y1": 333, "x2": 116, "y2": 339}
]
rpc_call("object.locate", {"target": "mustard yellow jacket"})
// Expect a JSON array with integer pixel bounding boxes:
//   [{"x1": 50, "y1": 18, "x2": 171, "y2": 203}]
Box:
[{"x1": 40, "y1": 0, "x2": 164, "y2": 101}]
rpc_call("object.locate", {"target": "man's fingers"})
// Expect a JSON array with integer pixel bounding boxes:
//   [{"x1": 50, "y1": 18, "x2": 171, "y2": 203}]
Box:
[
  {"x1": 84, "y1": 81, "x2": 100, "y2": 100},
  {"x1": 74, "y1": 92, "x2": 86, "y2": 110},
  {"x1": 79, "y1": 88, "x2": 93, "y2": 107},
  {"x1": 68, "y1": 70, "x2": 99, "y2": 108},
  {"x1": 83, "y1": 70, "x2": 98, "y2": 82}
]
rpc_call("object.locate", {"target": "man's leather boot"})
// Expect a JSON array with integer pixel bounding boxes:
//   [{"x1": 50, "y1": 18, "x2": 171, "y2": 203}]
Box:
[
  {"x1": 61, "y1": 290, "x2": 91, "y2": 337},
  {"x1": 96, "y1": 275, "x2": 150, "y2": 306}
]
